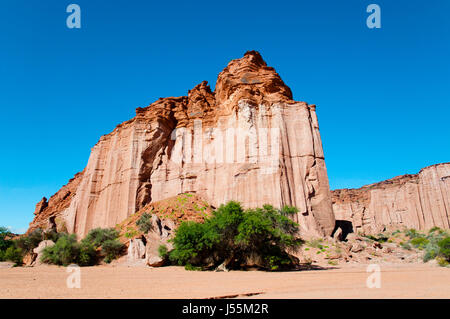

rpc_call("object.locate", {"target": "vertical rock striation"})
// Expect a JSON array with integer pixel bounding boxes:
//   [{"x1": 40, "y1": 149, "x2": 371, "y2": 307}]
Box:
[
  {"x1": 28, "y1": 51, "x2": 335, "y2": 238},
  {"x1": 332, "y1": 163, "x2": 450, "y2": 234}
]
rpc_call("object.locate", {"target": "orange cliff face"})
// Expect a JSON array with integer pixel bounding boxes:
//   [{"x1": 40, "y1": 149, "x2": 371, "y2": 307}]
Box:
[
  {"x1": 28, "y1": 51, "x2": 336, "y2": 238},
  {"x1": 332, "y1": 163, "x2": 450, "y2": 234}
]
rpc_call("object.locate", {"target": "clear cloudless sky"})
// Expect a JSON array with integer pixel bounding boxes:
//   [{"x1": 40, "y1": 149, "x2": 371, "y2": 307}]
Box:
[{"x1": 0, "y1": 0, "x2": 449, "y2": 233}]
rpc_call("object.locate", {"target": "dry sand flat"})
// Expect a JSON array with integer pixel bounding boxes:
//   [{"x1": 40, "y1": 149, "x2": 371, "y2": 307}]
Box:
[{"x1": 0, "y1": 263, "x2": 449, "y2": 299}]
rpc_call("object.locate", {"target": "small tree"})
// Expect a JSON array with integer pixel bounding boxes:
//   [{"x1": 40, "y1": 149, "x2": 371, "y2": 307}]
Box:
[
  {"x1": 101, "y1": 239, "x2": 124, "y2": 263},
  {"x1": 41, "y1": 234, "x2": 79, "y2": 266},
  {"x1": 169, "y1": 201, "x2": 303, "y2": 270},
  {"x1": 4, "y1": 246, "x2": 23, "y2": 266}
]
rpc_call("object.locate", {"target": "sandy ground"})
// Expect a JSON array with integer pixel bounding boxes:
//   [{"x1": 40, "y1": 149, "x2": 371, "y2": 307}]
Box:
[{"x1": 0, "y1": 263, "x2": 449, "y2": 299}]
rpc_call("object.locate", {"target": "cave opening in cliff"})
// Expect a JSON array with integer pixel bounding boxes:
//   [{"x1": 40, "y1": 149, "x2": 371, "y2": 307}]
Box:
[{"x1": 331, "y1": 220, "x2": 354, "y2": 241}]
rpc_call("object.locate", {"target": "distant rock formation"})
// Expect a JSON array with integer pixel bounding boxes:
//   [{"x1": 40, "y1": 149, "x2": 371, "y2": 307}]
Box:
[
  {"x1": 28, "y1": 51, "x2": 335, "y2": 238},
  {"x1": 332, "y1": 163, "x2": 450, "y2": 234}
]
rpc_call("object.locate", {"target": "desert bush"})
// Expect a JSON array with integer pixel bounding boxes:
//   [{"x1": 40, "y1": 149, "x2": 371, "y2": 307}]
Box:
[
  {"x1": 405, "y1": 228, "x2": 423, "y2": 239},
  {"x1": 41, "y1": 228, "x2": 123, "y2": 266},
  {"x1": 41, "y1": 234, "x2": 80, "y2": 266},
  {"x1": 423, "y1": 242, "x2": 440, "y2": 262},
  {"x1": 437, "y1": 237, "x2": 450, "y2": 262},
  {"x1": 43, "y1": 229, "x2": 64, "y2": 242},
  {"x1": 169, "y1": 201, "x2": 303, "y2": 271},
  {"x1": 77, "y1": 241, "x2": 97, "y2": 266},
  {"x1": 84, "y1": 228, "x2": 120, "y2": 248},
  {"x1": 136, "y1": 213, "x2": 153, "y2": 233},
  {"x1": 14, "y1": 228, "x2": 44, "y2": 253},
  {"x1": 400, "y1": 242, "x2": 412, "y2": 250},
  {"x1": 428, "y1": 226, "x2": 444, "y2": 234},
  {"x1": 410, "y1": 237, "x2": 430, "y2": 250},
  {"x1": 364, "y1": 234, "x2": 388, "y2": 243},
  {"x1": 158, "y1": 244, "x2": 169, "y2": 259},
  {"x1": 0, "y1": 227, "x2": 13, "y2": 256},
  {"x1": 83, "y1": 227, "x2": 124, "y2": 263},
  {"x1": 101, "y1": 239, "x2": 124, "y2": 263},
  {"x1": 3, "y1": 245, "x2": 23, "y2": 266},
  {"x1": 422, "y1": 234, "x2": 450, "y2": 265},
  {"x1": 307, "y1": 238, "x2": 324, "y2": 248}
]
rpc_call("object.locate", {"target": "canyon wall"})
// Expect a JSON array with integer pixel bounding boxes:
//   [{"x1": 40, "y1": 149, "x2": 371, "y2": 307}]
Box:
[
  {"x1": 332, "y1": 163, "x2": 450, "y2": 234},
  {"x1": 29, "y1": 51, "x2": 335, "y2": 238}
]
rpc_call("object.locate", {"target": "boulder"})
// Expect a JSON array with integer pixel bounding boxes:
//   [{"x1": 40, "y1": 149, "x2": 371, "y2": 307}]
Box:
[
  {"x1": 127, "y1": 238, "x2": 146, "y2": 262},
  {"x1": 32, "y1": 240, "x2": 55, "y2": 266},
  {"x1": 147, "y1": 256, "x2": 165, "y2": 267},
  {"x1": 215, "y1": 262, "x2": 229, "y2": 272},
  {"x1": 350, "y1": 242, "x2": 364, "y2": 253}
]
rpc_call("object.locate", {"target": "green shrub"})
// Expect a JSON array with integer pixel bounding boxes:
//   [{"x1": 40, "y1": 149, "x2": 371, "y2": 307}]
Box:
[
  {"x1": 437, "y1": 237, "x2": 450, "y2": 262},
  {"x1": 41, "y1": 234, "x2": 79, "y2": 266},
  {"x1": 423, "y1": 242, "x2": 440, "y2": 262},
  {"x1": 307, "y1": 238, "x2": 324, "y2": 248},
  {"x1": 40, "y1": 228, "x2": 124, "y2": 266},
  {"x1": 101, "y1": 239, "x2": 124, "y2": 263},
  {"x1": 14, "y1": 229, "x2": 44, "y2": 253},
  {"x1": 77, "y1": 241, "x2": 97, "y2": 266},
  {"x1": 169, "y1": 201, "x2": 303, "y2": 270},
  {"x1": 437, "y1": 257, "x2": 449, "y2": 267},
  {"x1": 405, "y1": 229, "x2": 423, "y2": 239},
  {"x1": 4, "y1": 245, "x2": 23, "y2": 266},
  {"x1": 0, "y1": 227, "x2": 13, "y2": 257},
  {"x1": 84, "y1": 228, "x2": 120, "y2": 248},
  {"x1": 43, "y1": 229, "x2": 63, "y2": 242},
  {"x1": 410, "y1": 237, "x2": 430, "y2": 249},
  {"x1": 158, "y1": 245, "x2": 169, "y2": 259},
  {"x1": 83, "y1": 227, "x2": 123, "y2": 263},
  {"x1": 400, "y1": 242, "x2": 412, "y2": 250},
  {"x1": 364, "y1": 234, "x2": 388, "y2": 243},
  {"x1": 428, "y1": 227, "x2": 444, "y2": 234},
  {"x1": 136, "y1": 213, "x2": 153, "y2": 233}
]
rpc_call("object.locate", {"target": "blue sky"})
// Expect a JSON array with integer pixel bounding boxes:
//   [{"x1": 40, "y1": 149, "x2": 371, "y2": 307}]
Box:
[{"x1": 0, "y1": 0, "x2": 449, "y2": 233}]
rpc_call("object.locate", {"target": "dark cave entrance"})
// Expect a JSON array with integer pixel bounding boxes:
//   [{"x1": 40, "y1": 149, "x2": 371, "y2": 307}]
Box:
[{"x1": 331, "y1": 220, "x2": 354, "y2": 241}]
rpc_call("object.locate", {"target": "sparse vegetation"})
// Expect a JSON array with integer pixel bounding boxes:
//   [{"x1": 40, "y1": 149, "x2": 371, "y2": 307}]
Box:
[
  {"x1": 410, "y1": 237, "x2": 429, "y2": 249},
  {"x1": 136, "y1": 212, "x2": 153, "y2": 233},
  {"x1": 41, "y1": 228, "x2": 124, "y2": 266},
  {"x1": 363, "y1": 233, "x2": 388, "y2": 243}
]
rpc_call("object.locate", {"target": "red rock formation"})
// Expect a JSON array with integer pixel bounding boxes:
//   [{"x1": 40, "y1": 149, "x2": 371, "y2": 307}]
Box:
[
  {"x1": 332, "y1": 163, "x2": 450, "y2": 234},
  {"x1": 28, "y1": 51, "x2": 335, "y2": 238},
  {"x1": 27, "y1": 171, "x2": 84, "y2": 234}
]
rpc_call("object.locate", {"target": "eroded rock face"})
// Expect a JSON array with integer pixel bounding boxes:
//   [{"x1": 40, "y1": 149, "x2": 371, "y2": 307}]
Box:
[
  {"x1": 28, "y1": 51, "x2": 335, "y2": 238},
  {"x1": 27, "y1": 172, "x2": 84, "y2": 235},
  {"x1": 332, "y1": 163, "x2": 450, "y2": 234},
  {"x1": 32, "y1": 240, "x2": 55, "y2": 266}
]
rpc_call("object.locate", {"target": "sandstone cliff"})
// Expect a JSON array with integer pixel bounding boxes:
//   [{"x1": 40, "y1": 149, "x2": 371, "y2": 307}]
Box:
[
  {"x1": 28, "y1": 51, "x2": 335, "y2": 238},
  {"x1": 332, "y1": 163, "x2": 450, "y2": 234}
]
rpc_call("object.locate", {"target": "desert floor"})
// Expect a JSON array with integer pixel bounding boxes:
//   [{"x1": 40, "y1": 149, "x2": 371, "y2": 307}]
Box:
[{"x1": 0, "y1": 263, "x2": 449, "y2": 299}]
